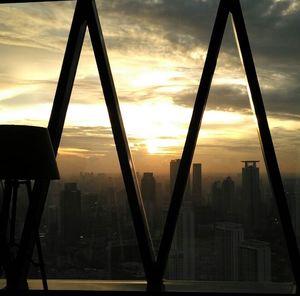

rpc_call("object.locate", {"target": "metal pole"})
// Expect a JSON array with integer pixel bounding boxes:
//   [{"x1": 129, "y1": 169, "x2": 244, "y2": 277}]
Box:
[
  {"x1": 25, "y1": 181, "x2": 48, "y2": 291},
  {"x1": 9, "y1": 181, "x2": 18, "y2": 248}
]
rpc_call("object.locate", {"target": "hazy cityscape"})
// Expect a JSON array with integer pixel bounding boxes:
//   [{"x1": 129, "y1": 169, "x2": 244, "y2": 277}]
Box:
[{"x1": 3, "y1": 159, "x2": 299, "y2": 284}]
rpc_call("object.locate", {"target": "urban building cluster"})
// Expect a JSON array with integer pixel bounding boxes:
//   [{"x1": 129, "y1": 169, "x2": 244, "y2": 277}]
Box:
[{"x1": 1, "y1": 160, "x2": 298, "y2": 282}]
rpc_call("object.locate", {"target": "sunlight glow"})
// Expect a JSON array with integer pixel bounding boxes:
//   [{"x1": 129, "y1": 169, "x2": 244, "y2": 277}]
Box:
[
  {"x1": 0, "y1": 84, "x2": 38, "y2": 101},
  {"x1": 0, "y1": 103, "x2": 50, "y2": 126},
  {"x1": 203, "y1": 110, "x2": 244, "y2": 124}
]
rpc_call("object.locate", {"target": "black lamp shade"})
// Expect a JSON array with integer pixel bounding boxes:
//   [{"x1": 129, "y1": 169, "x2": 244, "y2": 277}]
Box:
[{"x1": 0, "y1": 125, "x2": 60, "y2": 180}]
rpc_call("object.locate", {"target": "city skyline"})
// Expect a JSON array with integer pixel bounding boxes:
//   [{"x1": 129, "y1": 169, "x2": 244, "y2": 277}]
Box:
[
  {"x1": 27, "y1": 157, "x2": 296, "y2": 282},
  {"x1": 0, "y1": 0, "x2": 299, "y2": 176}
]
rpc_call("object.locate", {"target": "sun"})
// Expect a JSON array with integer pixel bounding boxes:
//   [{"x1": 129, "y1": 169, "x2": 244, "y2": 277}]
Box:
[{"x1": 146, "y1": 139, "x2": 159, "y2": 154}]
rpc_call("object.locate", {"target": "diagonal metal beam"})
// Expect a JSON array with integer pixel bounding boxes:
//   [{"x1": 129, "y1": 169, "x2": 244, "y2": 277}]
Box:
[
  {"x1": 85, "y1": 0, "x2": 156, "y2": 286},
  {"x1": 230, "y1": 0, "x2": 300, "y2": 291},
  {"x1": 47, "y1": 0, "x2": 88, "y2": 151},
  {"x1": 155, "y1": 0, "x2": 230, "y2": 280},
  {"x1": 13, "y1": 0, "x2": 88, "y2": 289}
]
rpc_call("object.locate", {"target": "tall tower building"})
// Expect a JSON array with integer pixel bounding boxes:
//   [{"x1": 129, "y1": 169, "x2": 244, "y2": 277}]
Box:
[
  {"x1": 192, "y1": 163, "x2": 202, "y2": 206},
  {"x1": 170, "y1": 159, "x2": 191, "y2": 200},
  {"x1": 239, "y1": 239, "x2": 271, "y2": 282},
  {"x1": 60, "y1": 182, "x2": 81, "y2": 246},
  {"x1": 284, "y1": 178, "x2": 300, "y2": 243},
  {"x1": 241, "y1": 161, "x2": 261, "y2": 232},
  {"x1": 141, "y1": 172, "x2": 157, "y2": 234},
  {"x1": 168, "y1": 202, "x2": 196, "y2": 280},
  {"x1": 215, "y1": 222, "x2": 244, "y2": 281},
  {"x1": 222, "y1": 176, "x2": 235, "y2": 219},
  {"x1": 212, "y1": 177, "x2": 236, "y2": 222},
  {"x1": 170, "y1": 159, "x2": 180, "y2": 194},
  {"x1": 168, "y1": 160, "x2": 195, "y2": 279}
]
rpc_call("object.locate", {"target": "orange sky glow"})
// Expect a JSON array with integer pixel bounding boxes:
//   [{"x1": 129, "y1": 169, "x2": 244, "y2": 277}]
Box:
[{"x1": 0, "y1": 0, "x2": 299, "y2": 177}]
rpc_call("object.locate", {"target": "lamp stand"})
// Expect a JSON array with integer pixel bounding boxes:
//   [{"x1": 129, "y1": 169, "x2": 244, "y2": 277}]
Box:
[{"x1": 0, "y1": 180, "x2": 47, "y2": 290}]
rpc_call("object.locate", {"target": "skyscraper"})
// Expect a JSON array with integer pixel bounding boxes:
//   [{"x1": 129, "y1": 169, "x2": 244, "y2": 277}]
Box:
[
  {"x1": 241, "y1": 161, "x2": 261, "y2": 232},
  {"x1": 141, "y1": 172, "x2": 157, "y2": 234},
  {"x1": 60, "y1": 182, "x2": 81, "y2": 246},
  {"x1": 167, "y1": 202, "x2": 196, "y2": 280},
  {"x1": 170, "y1": 159, "x2": 180, "y2": 194},
  {"x1": 222, "y1": 176, "x2": 235, "y2": 219},
  {"x1": 170, "y1": 159, "x2": 191, "y2": 200},
  {"x1": 239, "y1": 239, "x2": 271, "y2": 282},
  {"x1": 168, "y1": 160, "x2": 195, "y2": 279},
  {"x1": 215, "y1": 222, "x2": 244, "y2": 281},
  {"x1": 192, "y1": 163, "x2": 202, "y2": 206},
  {"x1": 212, "y1": 177, "x2": 236, "y2": 222}
]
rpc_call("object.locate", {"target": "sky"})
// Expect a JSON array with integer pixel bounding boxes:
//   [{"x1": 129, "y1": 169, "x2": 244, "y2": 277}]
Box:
[{"x1": 0, "y1": 0, "x2": 299, "y2": 177}]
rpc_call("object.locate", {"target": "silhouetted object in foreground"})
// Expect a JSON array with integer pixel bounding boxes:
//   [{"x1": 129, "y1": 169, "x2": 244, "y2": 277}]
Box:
[{"x1": 0, "y1": 125, "x2": 59, "y2": 290}]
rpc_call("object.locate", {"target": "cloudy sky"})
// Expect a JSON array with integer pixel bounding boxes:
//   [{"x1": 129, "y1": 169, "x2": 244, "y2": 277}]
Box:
[{"x1": 0, "y1": 0, "x2": 299, "y2": 177}]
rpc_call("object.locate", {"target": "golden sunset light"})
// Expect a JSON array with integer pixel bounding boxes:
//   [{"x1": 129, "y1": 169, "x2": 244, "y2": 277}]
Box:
[{"x1": 0, "y1": 0, "x2": 298, "y2": 177}]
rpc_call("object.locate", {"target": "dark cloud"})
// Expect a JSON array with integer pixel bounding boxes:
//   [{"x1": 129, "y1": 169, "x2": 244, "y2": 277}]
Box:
[
  {"x1": 97, "y1": 0, "x2": 300, "y2": 121},
  {"x1": 172, "y1": 84, "x2": 248, "y2": 110},
  {"x1": 98, "y1": 0, "x2": 300, "y2": 61},
  {"x1": 240, "y1": 0, "x2": 300, "y2": 63},
  {"x1": 98, "y1": 0, "x2": 218, "y2": 56}
]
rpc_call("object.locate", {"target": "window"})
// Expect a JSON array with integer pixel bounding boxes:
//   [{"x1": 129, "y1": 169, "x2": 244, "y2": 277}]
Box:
[{"x1": 0, "y1": 0, "x2": 299, "y2": 294}]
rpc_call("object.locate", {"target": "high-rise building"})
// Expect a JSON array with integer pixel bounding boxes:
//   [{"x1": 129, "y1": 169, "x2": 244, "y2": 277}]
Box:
[
  {"x1": 284, "y1": 178, "x2": 300, "y2": 243},
  {"x1": 168, "y1": 159, "x2": 195, "y2": 279},
  {"x1": 167, "y1": 201, "x2": 196, "y2": 280},
  {"x1": 107, "y1": 239, "x2": 143, "y2": 279},
  {"x1": 192, "y1": 163, "x2": 202, "y2": 206},
  {"x1": 215, "y1": 222, "x2": 244, "y2": 281},
  {"x1": 170, "y1": 159, "x2": 191, "y2": 200},
  {"x1": 141, "y1": 172, "x2": 157, "y2": 234},
  {"x1": 241, "y1": 161, "x2": 261, "y2": 232},
  {"x1": 170, "y1": 159, "x2": 180, "y2": 194},
  {"x1": 222, "y1": 176, "x2": 235, "y2": 219},
  {"x1": 212, "y1": 177, "x2": 236, "y2": 222},
  {"x1": 211, "y1": 180, "x2": 222, "y2": 221},
  {"x1": 60, "y1": 182, "x2": 81, "y2": 246},
  {"x1": 239, "y1": 239, "x2": 271, "y2": 282}
]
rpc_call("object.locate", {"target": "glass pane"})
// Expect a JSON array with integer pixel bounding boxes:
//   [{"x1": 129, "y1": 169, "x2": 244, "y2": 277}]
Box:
[
  {"x1": 37, "y1": 31, "x2": 145, "y2": 286},
  {"x1": 0, "y1": 1, "x2": 73, "y2": 289},
  {"x1": 166, "y1": 7, "x2": 295, "y2": 293},
  {"x1": 242, "y1": 1, "x2": 300, "y2": 254},
  {"x1": 0, "y1": 0, "x2": 298, "y2": 294}
]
